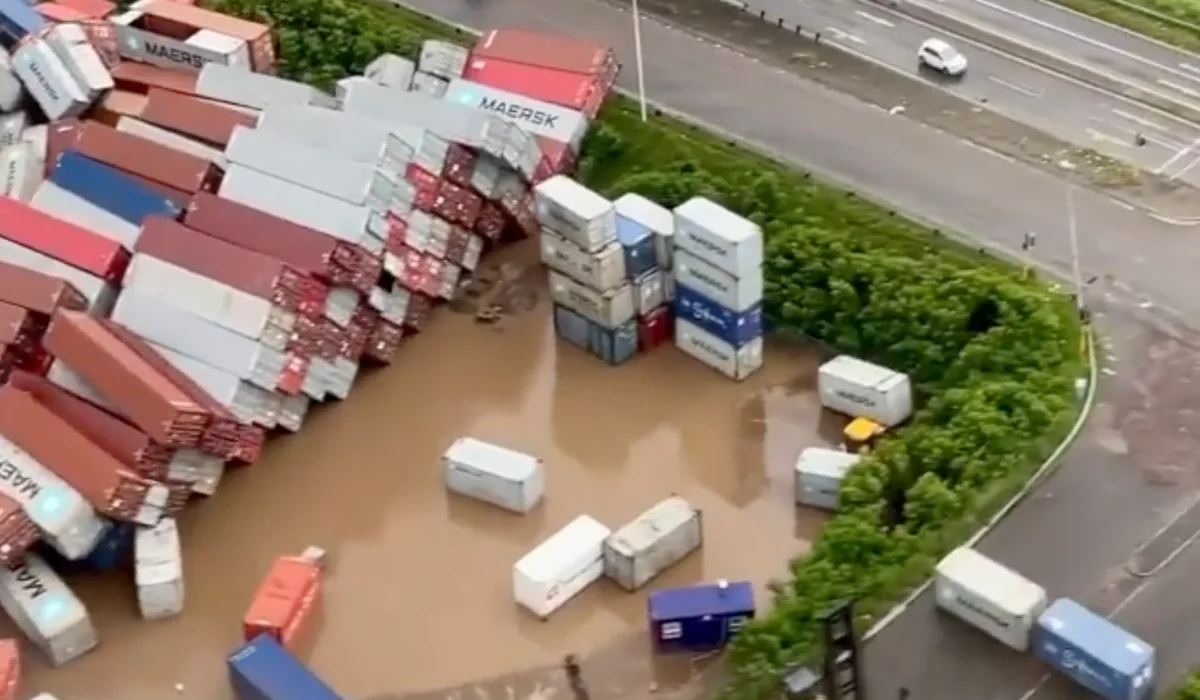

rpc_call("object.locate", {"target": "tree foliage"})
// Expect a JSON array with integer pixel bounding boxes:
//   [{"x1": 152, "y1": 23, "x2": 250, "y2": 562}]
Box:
[{"x1": 205, "y1": 1, "x2": 1083, "y2": 695}]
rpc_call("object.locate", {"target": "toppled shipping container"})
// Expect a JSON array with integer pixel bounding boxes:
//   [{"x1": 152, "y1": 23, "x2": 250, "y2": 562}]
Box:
[
  {"x1": 196, "y1": 62, "x2": 334, "y2": 110},
  {"x1": 603, "y1": 496, "x2": 702, "y2": 591},
  {"x1": 242, "y1": 555, "x2": 321, "y2": 649},
  {"x1": 67, "y1": 121, "x2": 220, "y2": 194},
  {"x1": 229, "y1": 634, "x2": 345, "y2": 700},
  {"x1": 114, "y1": 116, "x2": 226, "y2": 166},
  {"x1": 0, "y1": 432, "x2": 104, "y2": 559},
  {"x1": 0, "y1": 234, "x2": 117, "y2": 314},
  {"x1": 513, "y1": 515, "x2": 610, "y2": 619},
  {"x1": 140, "y1": 87, "x2": 256, "y2": 147},
  {"x1": 0, "y1": 555, "x2": 97, "y2": 666},
  {"x1": 0, "y1": 261, "x2": 85, "y2": 315},
  {"x1": 135, "y1": 517, "x2": 184, "y2": 619},
  {"x1": 442, "y1": 437, "x2": 544, "y2": 514},
  {"x1": 49, "y1": 150, "x2": 184, "y2": 232},
  {"x1": 13, "y1": 39, "x2": 89, "y2": 120},
  {"x1": 29, "y1": 180, "x2": 139, "y2": 251},
  {"x1": 0, "y1": 492, "x2": 38, "y2": 565},
  {"x1": 0, "y1": 195, "x2": 129, "y2": 281}
]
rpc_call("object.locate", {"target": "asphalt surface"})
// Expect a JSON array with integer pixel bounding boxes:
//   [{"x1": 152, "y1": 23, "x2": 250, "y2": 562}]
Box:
[
  {"x1": 742, "y1": 0, "x2": 1200, "y2": 187},
  {"x1": 393, "y1": 0, "x2": 1200, "y2": 697}
]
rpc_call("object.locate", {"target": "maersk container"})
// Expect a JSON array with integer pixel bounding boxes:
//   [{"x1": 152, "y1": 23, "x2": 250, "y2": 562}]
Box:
[
  {"x1": 229, "y1": 634, "x2": 346, "y2": 700},
  {"x1": 553, "y1": 303, "x2": 589, "y2": 351},
  {"x1": 674, "y1": 283, "x2": 763, "y2": 349},
  {"x1": 0, "y1": 112, "x2": 24, "y2": 150},
  {"x1": 817, "y1": 355, "x2": 913, "y2": 427},
  {"x1": 675, "y1": 318, "x2": 763, "y2": 381},
  {"x1": 13, "y1": 40, "x2": 89, "y2": 121},
  {"x1": 44, "y1": 24, "x2": 112, "y2": 99},
  {"x1": 673, "y1": 248, "x2": 762, "y2": 314},
  {"x1": 533, "y1": 175, "x2": 616, "y2": 252},
  {"x1": 935, "y1": 547, "x2": 1047, "y2": 652},
  {"x1": 135, "y1": 517, "x2": 185, "y2": 620},
  {"x1": 31, "y1": 181, "x2": 140, "y2": 249},
  {"x1": 0, "y1": 554, "x2": 97, "y2": 666},
  {"x1": 445, "y1": 78, "x2": 590, "y2": 151},
  {"x1": 197, "y1": 63, "x2": 337, "y2": 111},
  {"x1": 548, "y1": 270, "x2": 635, "y2": 330},
  {"x1": 587, "y1": 317, "x2": 638, "y2": 366},
  {"x1": 793, "y1": 447, "x2": 861, "y2": 511},
  {"x1": 442, "y1": 437, "x2": 545, "y2": 514},
  {"x1": 673, "y1": 197, "x2": 763, "y2": 277},
  {"x1": 0, "y1": 235, "x2": 117, "y2": 315},
  {"x1": 0, "y1": 434, "x2": 104, "y2": 560},
  {"x1": 540, "y1": 230, "x2": 625, "y2": 292},
  {"x1": 364, "y1": 53, "x2": 415, "y2": 90},
  {"x1": 1035, "y1": 598, "x2": 1155, "y2": 700},
  {"x1": 50, "y1": 151, "x2": 183, "y2": 228},
  {"x1": 632, "y1": 270, "x2": 666, "y2": 317},
  {"x1": 647, "y1": 580, "x2": 754, "y2": 653},
  {"x1": 0, "y1": 0, "x2": 46, "y2": 42},
  {"x1": 603, "y1": 496, "x2": 702, "y2": 591},
  {"x1": 1, "y1": 142, "x2": 40, "y2": 202},
  {"x1": 513, "y1": 515, "x2": 611, "y2": 619},
  {"x1": 418, "y1": 39, "x2": 469, "y2": 80}
]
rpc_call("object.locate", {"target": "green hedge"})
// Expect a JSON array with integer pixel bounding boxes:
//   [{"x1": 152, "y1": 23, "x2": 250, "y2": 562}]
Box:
[
  {"x1": 206, "y1": 0, "x2": 1085, "y2": 693},
  {"x1": 1179, "y1": 674, "x2": 1200, "y2": 700},
  {"x1": 1044, "y1": 0, "x2": 1200, "y2": 53}
]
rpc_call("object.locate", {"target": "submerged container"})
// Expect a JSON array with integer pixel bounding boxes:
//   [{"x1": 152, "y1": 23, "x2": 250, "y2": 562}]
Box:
[
  {"x1": 512, "y1": 515, "x2": 611, "y2": 619},
  {"x1": 587, "y1": 318, "x2": 638, "y2": 366},
  {"x1": 547, "y1": 270, "x2": 634, "y2": 330},
  {"x1": 0, "y1": 554, "x2": 97, "y2": 666},
  {"x1": 817, "y1": 355, "x2": 913, "y2": 427},
  {"x1": 793, "y1": 447, "x2": 861, "y2": 511},
  {"x1": 135, "y1": 517, "x2": 184, "y2": 620},
  {"x1": 442, "y1": 437, "x2": 544, "y2": 514},
  {"x1": 934, "y1": 547, "x2": 1047, "y2": 652},
  {"x1": 675, "y1": 318, "x2": 763, "y2": 381},
  {"x1": 553, "y1": 303, "x2": 589, "y2": 351},
  {"x1": 647, "y1": 580, "x2": 754, "y2": 653},
  {"x1": 228, "y1": 634, "x2": 345, "y2": 700},
  {"x1": 674, "y1": 282, "x2": 763, "y2": 349},
  {"x1": 1034, "y1": 598, "x2": 1155, "y2": 700},
  {"x1": 603, "y1": 496, "x2": 702, "y2": 591}
]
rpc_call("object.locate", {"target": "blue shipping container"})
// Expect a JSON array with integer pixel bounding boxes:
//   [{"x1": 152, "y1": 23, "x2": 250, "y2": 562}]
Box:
[
  {"x1": 0, "y1": 0, "x2": 46, "y2": 42},
  {"x1": 1034, "y1": 598, "x2": 1155, "y2": 700},
  {"x1": 51, "y1": 151, "x2": 184, "y2": 226},
  {"x1": 648, "y1": 580, "x2": 755, "y2": 653},
  {"x1": 674, "y1": 283, "x2": 763, "y2": 348},
  {"x1": 39, "y1": 520, "x2": 134, "y2": 572},
  {"x1": 615, "y1": 213, "x2": 658, "y2": 280},
  {"x1": 554, "y1": 303, "x2": 590, "y2": 350},
  {"x1": 588, "y1": 318, "x2": 638, "y2": 365},
  {"x1": 228, "y1": 634, "x2": 345, "y2": 700}
]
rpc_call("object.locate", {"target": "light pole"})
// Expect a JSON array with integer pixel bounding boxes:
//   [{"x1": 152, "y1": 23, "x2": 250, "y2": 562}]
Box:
[
  {"x1": 1065, "y1": 185, "x2": 1087, "y2": 320},
  {"x1": 631, "y1": 0, "x2": 648, "y2": 121}
]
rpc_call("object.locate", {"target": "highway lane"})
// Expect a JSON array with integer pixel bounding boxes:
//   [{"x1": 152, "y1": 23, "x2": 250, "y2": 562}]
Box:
[
  {"x1": 392, "y1": 0, "x2": 1200, "y2": 697},
  {"x1": 746, "y1": 0, "x2": 1200, "y2": 186}
]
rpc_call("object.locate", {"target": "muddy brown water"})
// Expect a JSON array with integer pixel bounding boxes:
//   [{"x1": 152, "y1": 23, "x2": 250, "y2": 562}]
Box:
[{"x1": 22, "y1": 244, "x2": 837, "y2": 700}]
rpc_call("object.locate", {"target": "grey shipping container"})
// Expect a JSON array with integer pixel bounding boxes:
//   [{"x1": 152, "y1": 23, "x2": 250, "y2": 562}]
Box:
[
  {"x1": 603, "y1": 496, "x2": 703, "y2": 591},
  {"x1": 364, "y1": 53, "x2": 415, "y2": 90},
  {"x1": 418, "y1": 39, "x2": 468, "y2": 80},
  {"x1": 553, "y1": 303, "x2": 589, "y2": 351},
  {"x1": 13, "y1": 39, "x2": 89, "y2": 121},
  {"x1": 0, "y1": 57, "x2": 21, "y2": 113},
  {"x1": 256, "y1": 104, "x2": 414, "y2": 171},
  {"x1": 196, "y1": 63, "x2": 337, "y2": 111},
  {"x1": 1, "y1": 143, "x2": 40, "y2": 201},
  {"x1": 444, "y1": 78, "x2": 590, "y2": 151},
  {"x1": 442, "y1": 437, "x2": 545, "y2": 514},
  {"x1": 44, "y1": 24, "x2": 112, "y2": 99},
  {"x1": 588, "y1": 318, "x2": 638, "y2": 366},
  {"x1": 533, "y1": 175, "x2": 616, "y2": 252},
  {"x1": 409, "y1": 71, "x2": 448, "y2": 98},
  {"x1": 794, "y1": 447, "x2": 861, "y2": 511}
]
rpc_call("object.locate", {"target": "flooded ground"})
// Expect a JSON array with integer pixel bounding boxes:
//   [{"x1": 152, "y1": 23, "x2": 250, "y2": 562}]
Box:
[{"x1": 19, "y1": 242, "x2": 836, "y2": 700}]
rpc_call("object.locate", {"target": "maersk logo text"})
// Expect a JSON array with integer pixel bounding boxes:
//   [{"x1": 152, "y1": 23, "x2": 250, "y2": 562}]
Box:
[{"x1": 457, "y1": 92, "x2": 560, "y2": 128}]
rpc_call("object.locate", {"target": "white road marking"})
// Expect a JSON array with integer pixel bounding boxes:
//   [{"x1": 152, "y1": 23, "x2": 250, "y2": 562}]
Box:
[
  {"x1": 1091, "y1": 114, "x2": 1183, "y2": 150},
  {"x1": 987, "y1": 75, "x2": 1040, "y2": 98},
  {"x1": 1181, "y1": 62, "x2": 1200, "y2": 77},
  {"x1": 854, "y1": 10, "x2": 894, "y2": 27},
  {"x1": 1156, "y1": 135, "x2": 1200, "y2": 174},
  {"x1": 1157, "y1": 78, "x2": 1200, "y2": 99},
  {"x1": 1086, "y1": 128, "x2": 1128, "y2": 146},
  {"x1": 1112, "y1": 199, "x2": 1135, "y2": 211},
  {"x1": 1110, "y1": 108, "x2": 1168, "y2": 133},
  {"x1": 825, "y1": 27, "x2": 865, "y2": 45},
  {"x1": 1170, "y1": 151, "x2": 1200, "y2": 181}
]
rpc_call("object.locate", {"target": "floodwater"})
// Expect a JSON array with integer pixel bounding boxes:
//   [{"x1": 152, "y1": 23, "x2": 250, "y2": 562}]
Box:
[{"x1": 20, "y1": 243, "x2": 837, "y2": 700}]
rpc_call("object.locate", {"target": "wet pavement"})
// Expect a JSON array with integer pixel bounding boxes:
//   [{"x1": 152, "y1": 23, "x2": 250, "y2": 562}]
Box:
[{"x1": 19, "y1": 242, "x2": 834, "y2": 700}]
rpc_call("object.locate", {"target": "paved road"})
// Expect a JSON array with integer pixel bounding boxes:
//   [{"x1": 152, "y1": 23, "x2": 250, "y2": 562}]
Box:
[
  {"x1": 394, "y1": 0, "x2": 1200, "y2": 697},
  {"x1": 744, "y1": 0, "x2": 1200, "y2": 186}
]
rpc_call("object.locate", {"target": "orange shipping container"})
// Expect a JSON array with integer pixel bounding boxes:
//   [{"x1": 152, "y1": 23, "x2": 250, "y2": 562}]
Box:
[
  {"x1": 0, "y1": 639, "x2": 19, "y2": 700},
  {"x1": 242, "y1": 556, "x2": 321, "y2": 650}
]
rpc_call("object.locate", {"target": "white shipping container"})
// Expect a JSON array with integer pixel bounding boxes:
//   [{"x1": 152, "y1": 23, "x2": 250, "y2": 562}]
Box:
[
  {"x1": 418, "y1": 39, "x2": 468, "y2": 80},
  {"x1": 165, "y1": 447, "x2": 225, "y2": 495},
  {"x1": 445, "y1": 78, "x2": 590, "y2": 151},
  {"x1": 135, "y1": 518, "x2": 185, "y2": 620},
  {"x1": 632, "y1": 269, "x2": 666, "y2": 317},
  {"x1": 817, "y1": 355, "x2": 913, "y2": 427},
  {"x1": 44, "y1": 24, "x2": 112, "y2": 98},
  {"x1": 0, "y1": 555, "x2": 97, "y2": 666},
  {"x1": 673, "y1": 248, "x2": 763, "y2": 313},
  {"x1": 614, "y1": 193, "x2": 674, "y2": 271},
  {"x1": 196, "y1": 63, "x2": 337, "y2": 110},
  {"x1": 793, "y1": 447, "x2": 861, "y2": 511},
  {"x1": 20, "y1": 125, "x2": 47, "y2": 160},
  {"x1": 13, "y1": 40, "x2": 90, "y2": 121},
  {"x1": 442, "y1": 437, "x2": 545, "y2": 514},
  {"x1": 30, "y1": 181, "x2": 140, "y2": 249},
  {"x1": 533, "y1": 176, "x2": 616, "y2": 252},
  {"x1": 219, "y1": 165, "x2": 385, "y2": 253},
  {"x1": 409, "y1": 71, "x2": 448, "y2": 98},
  {"x1": 0, "y1": 62, "x2": 21, "y2": 113},
  {"x1": 0, "y1": 113, "x2": 25, "y2": 149},
  {"x1": 603, "y1": 496, "x2": 702, "y2": 591},
  {"x1": 675, "y1": 318, "x2": 763, "y2": 381},
  {"x1": 0, "y1": 436, "x2": 104, "y2": 560},
  {"x1": 935, "y1": 547, "x2": 1047, "y2": 652},
  {"x1": 513, "y1": 515, "x2": 611, "y2": 619},
  {"x1": 673, "y1": 197, "x2": 763, "y2": 277},
  {"x1": 1, "y1": 143, "x2": 40, "y2": 201},
  {"x1": 547, "y1": 270, "x2": 635, "y2": 330},
  {"x1": 540, "y1": 230, "x2": 626, "y2": 292},
  {"x1": 364, "y1": 53, "x2": 415, "y2": 90},
  {"x1": 116, "y1": 117, "x2": 227, "y2": 168},
  {"x1": 46, "y1": 362, "x2": 114, "y2": 412},
  {"x1": 0, "y1": 236, "x2": 117, "y2": 315},
  {"x1": 150, "y1": 343, "x2": 282, "y2": 429},
  {"x1": 255, "y1": 104, "x2": 414, "y2": 171}
]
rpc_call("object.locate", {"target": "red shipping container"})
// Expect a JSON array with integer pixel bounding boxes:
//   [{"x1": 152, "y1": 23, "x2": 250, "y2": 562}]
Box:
[
  {"x1": 443, "y1": 224, "x2": 483, "y2": 270},
  {"x1": 474, "y1": 202, "x2": 506, "y2": 242},
  {"x1": 364, "y1": 318, "x2": 404, "y2": 364},
  {"x1": 0, "y1": 388, "x2": 173, "y2": 525},
  {"x1": 56, "y1": 0, "x2": 113, "y2": 18},
  {"x1": 111, "y1": 62, "x2": 198, "y2": 96},
  {"x1": 0, "y1": 496, "x2": 38, "y2": 567},
  {"x1": 0, "y1": 198, "x2": 130, "y2": 282},
  {"x1": 432, "y1": 181, "x2": 483, "y2": 229},
  {"x1": 443, "y1": 144, "x2": 476, "y2": 188},
  {"x1": 71, "y1": 121, "x2": 221, "y2": 195},
  {"x1": 386, "y1": 246, "x2": 440, "y2": 299},
  {"x1": 141, "y1": 89, "x2": 258, "y2": 148},
  {"x1": 463, "y1": 56, "x2": 609, "y2": 118},
  {"x1": 0, "y1": 639, "x2": 20, "y2": 700},
  {"x1": 0, "y1": 303, "x2": 41, "y2": 353},
  {"x1": 472, "y1": 29, "x2": 616, "y2": 78},
  {"x1": 43, "y1": 311, "x2": 209, "y2": 448},
  {"x1": 638, "y1": 305, "x2": 674, "y2": 352},
  {"x1": 243, "y1": 556, "x2": 322, "y2": 650},
  {"x1": 35, "y1": 3, "x2": 87, "y2": 20},
  {"x1": 404, "y1": 164, "x2": 441, "y2": 212},
  {"x1": 136, "y1": 216, "x2": 329, "y2": 319},
  {"x1": 403, "y1": 290, "x2": 434, "y2": 332},
  {"x1": 0, "y1": 262, "x2": 86, "y2": 316},
  {"x1": 534, "y1": 135, "x2": 577, "y2": 181}
]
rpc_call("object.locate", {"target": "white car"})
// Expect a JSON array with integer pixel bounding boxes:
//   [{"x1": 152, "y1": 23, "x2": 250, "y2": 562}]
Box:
[{"x1": 918, "y1": 38, "x2": 968, "y2": 77}]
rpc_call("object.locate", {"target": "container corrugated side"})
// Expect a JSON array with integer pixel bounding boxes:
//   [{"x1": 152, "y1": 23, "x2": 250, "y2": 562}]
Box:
[
  {"x1": 934, "y1": 547, "x2": 1046, "y2": 652},
  {"x1": 0, "y1": 235, "x2": 116, "y2": 314},
  {"x1": 49, "y1": 150, "x2": 183, "y2": 228},
  {"x1": 0, "y1": 194, "x2": 130, "y2": 281},
  {"x1": 533, "y1": 175, "x2": 615, "y2": 252},
  {"x1": 603, "y1": 496, "x2": 702, "y2": 591},
  {"x1": 196, "y1": 62, "x2": 335, "y2": 111},
  {"x1": 442, "y1": 437, "x2": 543, "y2": 514},
  {"x1": 115, "y1": 116, "x2": 227, "y2": 167},
  {"x1": 512, "y1": 515, "x2": 611, "y2": 619},
  {"x1": 547, "y1": 270, "x2": 634, "y2": 329},
  {"x1": 255, "y1": 104, "x2": 403, "y2": 166},
  {"x1": 672, "y1": 197, "x2": 764, "y2": 277},
  {"x1": 13, "y1": 40, "x2": 88, "y2": 121},
  {"x1": 672, "y1": 247, "x2": 763, "y2": 314}
]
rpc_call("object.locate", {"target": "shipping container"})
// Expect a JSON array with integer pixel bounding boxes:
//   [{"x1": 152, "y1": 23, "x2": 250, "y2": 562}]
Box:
[
  {"x1": 44, "y1": 23, "x2": 111, "y2": 98},
  {"x1": 442, "y1": 437, "x2": 544, "y2": 514},
  {"x1": 614, "y1": 194, "x2": 673, "y2": 277},
  {"x1": 512, "y1": 515, "x2": 611, "y2": 619},
  {"x1": 409, "y1": 71, "x2": 447, "y2": 98},
  {"x1": 935, "y1": 547, "x2": 1047, "y2": 652},
  {"x1": 553, "y1": 303, "x2": 589, "y2": 351},
  {"x1": 139, "y1": 87, "x2": 254, "y2": 148},
  {"x1": 135, "y1": 517, "x2": 184, "y2": 619},
  {"x1": 418, "y1": 39, "x2": 468, "y2": 81},
  {"x1": 816, "y1": 355, "x2": 913, "y2": 427},
  {"x1": 672, "y1": 248, "x2": 762, "y2": 315},
  {"x1": 43, "y1": 310, "x2": 210, "y2": 447},
  {"x1": 144, "y1": 342, "x2": 277, "y2": 428},
  {"x1": 0, "y1": 143, "x2": 41, "y2": 201},
  {"x1": 548, "y1": 271, "x2": 635, "y2": 330},
  {"x1": 140, "y1": 0, "x2": 272, "y2": 69},
  {"x1": 0, "y1": 491, "x2": 39, "y2": 565},
  {"x1": 219, "y1": 165, "x2": 385, "y2": 254},
  {"x1": 445, "y1": 78, "x2": 589, "y2": 151},
  {"x1": 45, "y1": 361, "x2": 111, "y2": 410},
  {"x1": 364, "y1": 53, "x2": 414, "y2": 89},
  {"x1": 0, "y1": 555, "x2": 96, "y2": 666},
  {"x1": 0, "y1": 639, "x2": 17, "y2": 700},
  {"x1": 13, "y1": 39, "x2": 89, "y2": 121},
  {"x1": 675, "y1": 318, "x2": 763, "y2": 381},
  {"x1": 533, "y1": 176, "x2": 615, "y2": 252},
  {"x1": 0, "y1": 113, "x2": 23, "y2": 150},
  {"x1": 242, "y1": 555, "x2": 322, "y2": 649},
  {"x1": 196, "y1": 63, "x2": 335, "y2": 111},
  {"x1": 0, "y1": 0, "x2": 46, "y2": 41},
  {"x1": 0, "y1": 388, "x2": 170, "y2": 525},
  {"x1": 39, "y1": 519, "x2": 135, "y2": 573},
  {"x1": 793, "y1": 447, "x2": 860, "y2": 511},
  {"x1": 0, "y1": 262, "x2": 85, "y2": 315},
  {"x1": 111, "y1": 6, "x2": 250, "y2": 72},
  {"x1": 587, "y1": 318, "x2": 638, "y2": 366},
  {"x1": 632, "y1": 270, "x2": 666, "y2": 318},
  {"x1": 673, "y1": 197, "x2": 763, "y2": 278},
  {"x1": 647, "y1": 580, "x2": 754, "y2": 652},
  {"x1": 472, "y1": 29, "x2": 617, "y2": 79},
  {"x1": 674, "y1": 283, "x2": 763, "y2": 349},
  {"x1": 50, "y1": 151, "x2": 184, "y2": 229},
  {"x1": 115, "y1": 116, "x2": 225, "y2": 167},
  {"x1": 0, "y1": 64, "x2": 22, "y2": 116},
  {"x1": 29, "y1": 180, "x2": 140, "y2": 250},
  {"x1": 1035, "y1": 598, "x2": 1154, "y2": 700},
  {"x1": 111, "y1": 61, "x2": 197, "y2": 95},
  {"x1": 255, "y1": 104, "x2": 413, "y2": 170},
  {"x1": 603, "y1": 496, "x2": 702, "y2": 591},
  {"x1": 68, "y1": 121, "x2": 219, "y2": 194},
  {"x1": 90, "y1": 90, "x2": 148, "y2": 127},
  {"x1": 0, "y1": 433, "x2": 103, "y2": 559},
  {"x1": 0, "y1": 196, "x2": 129, "y2": 282},
  {"x1": 540, "y1": 230, "x2": 626, "y2": 292},
  {"x1": 533, "y1": 135, "x2": 575, "y2": 181},
  {"x1": 0, "y1": 236, "x2": 116, "y2": 314},
  {"x1": 637, "y1": 305, "x2": 673, "y2": 352},
  {"x1": 228, "y1": 634, "x2": 345, "y2": 700}
]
